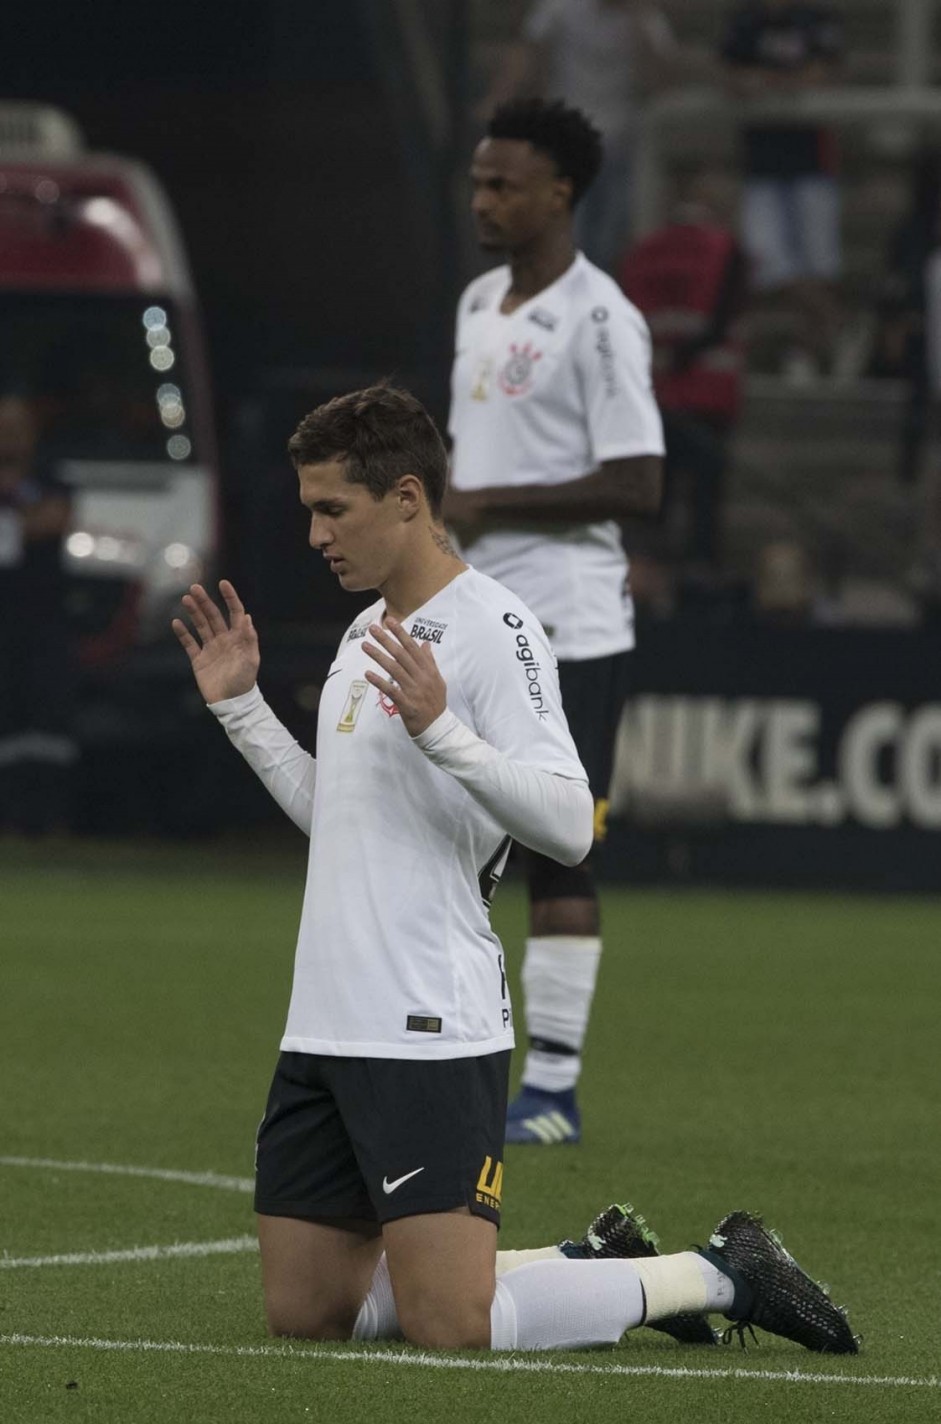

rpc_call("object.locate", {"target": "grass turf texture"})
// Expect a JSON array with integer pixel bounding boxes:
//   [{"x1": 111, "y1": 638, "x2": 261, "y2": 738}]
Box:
[{"x1": 1, "y1": 838, "x2": 939, "y2": 1424}]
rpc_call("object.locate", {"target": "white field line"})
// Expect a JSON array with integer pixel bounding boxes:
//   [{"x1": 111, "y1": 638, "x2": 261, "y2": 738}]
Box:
[
  {"x1": 0, "y1": 1156, "x2": 253, "y2": 1193},
  {"x1": 0, "y1": 1334, "x2": 938, "y2": 1390},
  {"x1": 4, "y1": 1158, "x2": 935, "y2": 1394},
  {"x1": 0, "y1": 1236, "x2": 257, "y2": 1270}
]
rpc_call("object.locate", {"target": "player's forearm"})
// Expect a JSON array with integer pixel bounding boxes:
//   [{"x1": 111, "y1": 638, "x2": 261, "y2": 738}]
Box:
[
  {"x1": 413, "y1": 710, "x2": 594, "y2": 866},
  {"x1": 469, "y1": 458, "x2": 663, "y2": 524},
  {"x1": 208, "y1": 685, "x2": 316, "y2": 835}
]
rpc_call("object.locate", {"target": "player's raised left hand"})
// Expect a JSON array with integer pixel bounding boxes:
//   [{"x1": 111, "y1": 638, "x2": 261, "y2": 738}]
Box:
[
  {"x1": 363, "y1": 619, "x2": 447, "y2": 737},
  {"x1": 172, "y1": 580, "x2": 260, "y2": 705}
]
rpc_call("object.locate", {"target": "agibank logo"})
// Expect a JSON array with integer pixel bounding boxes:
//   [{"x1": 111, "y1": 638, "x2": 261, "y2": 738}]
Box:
[{"x1": 503, "y1": 611, "x2": 549, "y2": 721}]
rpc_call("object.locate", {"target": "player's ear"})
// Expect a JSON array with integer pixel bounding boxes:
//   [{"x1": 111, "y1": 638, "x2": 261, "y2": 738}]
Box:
[
  {"x1": 553, "y1": 175, "x2": 574, "y2": 214},
  {"x1": 395, "y1": 473, "x2": 424, "y2": 521}
]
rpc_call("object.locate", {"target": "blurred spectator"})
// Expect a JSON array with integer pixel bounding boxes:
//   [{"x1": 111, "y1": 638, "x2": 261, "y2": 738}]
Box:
[
  {"x1": 870, "y1": 152, "x2": 941, "y2": 482},
  {"x1": 866, "y1": 151, "x2": 941, "y2": 612},
  {"x1": 720, "y1": 1, "x2": 844, "y2": 381},
  {"x1": 0, "y1": 391, "x2": 75, "y2": 834},
  {"x1": 477, "y1": 0, "x2": 682, "y2": 271},
  {"x1": 911, "y1": 210, "x2": 941, "y2": 615},
  {"x1": 619, "y1": 168, "x2": 747, "y2": 575}
]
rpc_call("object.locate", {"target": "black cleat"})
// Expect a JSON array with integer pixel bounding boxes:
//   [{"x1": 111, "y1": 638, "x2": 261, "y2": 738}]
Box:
[
  {"x1": 560, "y1": 1203, "x2": 718, "y2": 1346},
  {"x1": 700, "y1": 1211, "x2": 859, "y2": 1354}
]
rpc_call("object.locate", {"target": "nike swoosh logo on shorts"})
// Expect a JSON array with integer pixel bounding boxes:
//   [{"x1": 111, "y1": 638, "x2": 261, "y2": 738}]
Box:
[{"x1": 382, "y1": 1167, "x2": 425, "y2": 1195}]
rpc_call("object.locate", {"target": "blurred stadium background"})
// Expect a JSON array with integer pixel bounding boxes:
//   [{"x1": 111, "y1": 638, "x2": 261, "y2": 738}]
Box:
[
  {"x1": 4, "y1": 7, "x2": 941, "y2": 1420},
  {"x1": 0, "y1": 1, "x2": 936, "y2": 883},
  {"x1": 4, "y1": 1, "x2": 941, "y2": 890}
]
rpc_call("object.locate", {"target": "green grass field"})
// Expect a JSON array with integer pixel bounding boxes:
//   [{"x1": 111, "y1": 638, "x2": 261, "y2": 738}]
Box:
[{"x1": 2, "y1": 838, "x2": 939, "y2": 1423}]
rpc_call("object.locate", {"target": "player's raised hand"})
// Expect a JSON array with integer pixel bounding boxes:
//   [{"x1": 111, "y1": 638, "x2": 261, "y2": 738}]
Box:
[
  {"x1": 363, "y1": 618, "x2": 447, "y2": 737},
  {"x1": 172, "y1": 580, "x2": 260, "y2": 704}
]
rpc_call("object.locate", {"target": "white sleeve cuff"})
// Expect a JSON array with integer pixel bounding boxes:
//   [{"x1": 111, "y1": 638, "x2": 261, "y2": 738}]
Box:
[
  {"x1": 208, "y1": 684, "x2": 265, "y2": 718},
  {"x1": 411, "y1": 707, "x2": 465, "y2": 753}
]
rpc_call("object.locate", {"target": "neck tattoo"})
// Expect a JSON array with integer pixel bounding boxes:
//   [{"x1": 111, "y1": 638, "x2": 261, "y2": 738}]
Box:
[{"x1": 431, "y1": 526, "x2": 458, "y2": 559}]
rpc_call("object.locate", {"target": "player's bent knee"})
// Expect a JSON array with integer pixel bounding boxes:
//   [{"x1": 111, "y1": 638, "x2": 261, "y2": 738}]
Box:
[
  {"x1": 398, "y1": 1308, "x2": 491, "y2": 1351},
  {"x1": 265, "y1": 1311, "x2": 355, "y2": 1341},
  {"x1": 396, "y1": 1293, "x2": 492, "y2": 1351},
  {"x1": 264, "y1": 1295, "x2": 359, "y2": 1341}
]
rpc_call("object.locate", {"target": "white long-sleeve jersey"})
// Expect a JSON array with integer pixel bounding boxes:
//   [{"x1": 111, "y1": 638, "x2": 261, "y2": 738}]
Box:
[
  {"x1": 449, "y1": 253, "x2": 664, "y2": 660},
  {"x1": 210, "y1": 567, "x2": 592, "y2": 1059}
]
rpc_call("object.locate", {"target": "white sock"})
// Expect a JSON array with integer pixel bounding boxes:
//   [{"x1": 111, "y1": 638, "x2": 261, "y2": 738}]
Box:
[
  {"x1": 352, "y1": 1244, "x2": 568, "y2": 1339},
  {"x1": 620, "y1": 1251, "x2": 736, "y2": 1321},
  {"x1": 351, "y1": 1248, "x2": 727, "y2": 1348},
  {"x1": 495, "y1": 1245, "x2": 564, "y2": 1276},
  {"x1": 696, "y1": 1254, "x2": 738, "y2": 1314},
  {"x1": 490, "y1": 1258, "x2": 646, "y2": 1350},
  {"x1": 521, "y1": 936, "x2": 602, "y2": 1093},
  {"x1": 352, "y1": 1253, "x2": 401, "y2": 1340}
]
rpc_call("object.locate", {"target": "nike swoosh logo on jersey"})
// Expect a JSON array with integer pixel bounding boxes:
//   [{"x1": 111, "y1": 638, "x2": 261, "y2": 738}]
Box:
[
  {"x1": 323, "y1": 669, "x2": 341, "y2": 680},
  {"x1": 382, "y1": 1167, "x2": 425, "y2": 1195}
]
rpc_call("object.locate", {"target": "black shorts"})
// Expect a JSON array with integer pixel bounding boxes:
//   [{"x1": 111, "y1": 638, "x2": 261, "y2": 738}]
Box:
[
  {"x1": 558, "y1": 651, "x2": 630, "y2": 801},
  {"x1": 254, "y1": 1049, "x2": 511, "y2": 1227}
]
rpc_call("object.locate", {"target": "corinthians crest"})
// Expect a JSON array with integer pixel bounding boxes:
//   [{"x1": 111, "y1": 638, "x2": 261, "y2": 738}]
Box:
[{"x1": 498, "y1": 341, "x2": 542, "y2": 396}]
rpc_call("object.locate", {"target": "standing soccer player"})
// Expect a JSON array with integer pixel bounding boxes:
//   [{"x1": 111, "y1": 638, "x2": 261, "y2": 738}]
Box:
[
  {"x1": 447, "y1": 98, "x2": 665, "y2": 1144},
  {"x1": 172, "y1": 385, "x2": 858, "y2": 1357}
]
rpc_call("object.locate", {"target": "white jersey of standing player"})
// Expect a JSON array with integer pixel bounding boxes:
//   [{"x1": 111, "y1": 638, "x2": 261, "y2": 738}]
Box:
[
  {"x1": 448, "y1": 252, "x2": 665, "y2": 661},
  {"x1": 214, "y1": 568, "x2": 587, "y2": 1060}
]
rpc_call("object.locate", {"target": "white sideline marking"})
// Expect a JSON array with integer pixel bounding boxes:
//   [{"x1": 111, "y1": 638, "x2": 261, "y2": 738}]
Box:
[
  {"x1": 0, "y1": 1335, "x2": 937, "y2": 1390},
  {"x1": 0, "y1": 1236, "x2": 257, "y2": 1270},
  {"x1": 0, "y1": 1156, "x2": 252, "y2": 1194},
  {"x1": 5, "y1": 1158, "x2": 932, "y2": 1396}
]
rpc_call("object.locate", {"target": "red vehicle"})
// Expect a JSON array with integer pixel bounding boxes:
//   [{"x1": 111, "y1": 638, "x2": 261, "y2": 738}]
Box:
[{"x1": 0, "y1": 101, "x2": 219, "y2": 662}]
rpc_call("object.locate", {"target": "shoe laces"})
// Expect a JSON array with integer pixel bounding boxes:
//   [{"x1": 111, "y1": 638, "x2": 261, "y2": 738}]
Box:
[{"x1": 721, "y1": 1320, "x2": 759, "y2": 1350}]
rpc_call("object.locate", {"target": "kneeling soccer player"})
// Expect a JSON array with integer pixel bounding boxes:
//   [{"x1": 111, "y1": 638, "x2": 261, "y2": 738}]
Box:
[{"x1": 173, "y1": 385, "x2": 856, "y2": 1354}]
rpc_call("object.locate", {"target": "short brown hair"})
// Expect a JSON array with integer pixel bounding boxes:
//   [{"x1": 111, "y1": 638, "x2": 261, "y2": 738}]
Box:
[{"x1": 287, "y1": 384, "x2": 448, "y2": 517}]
